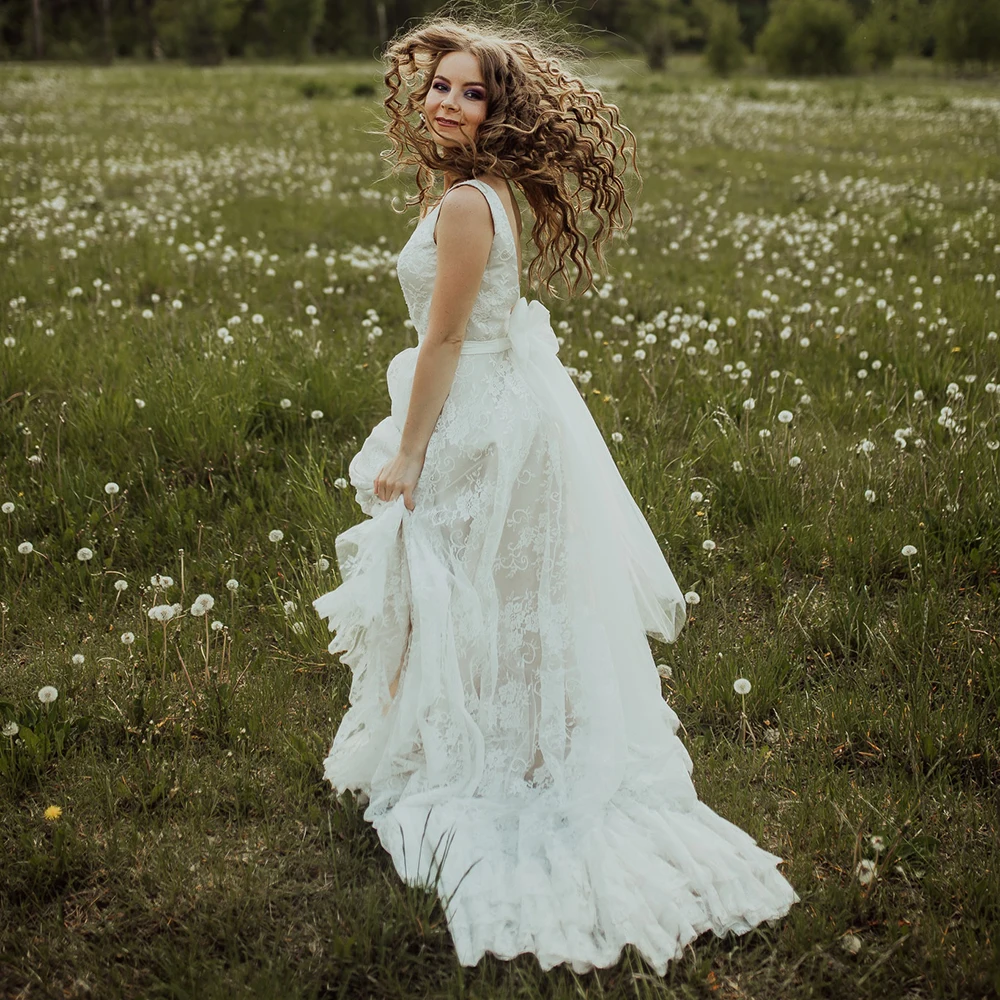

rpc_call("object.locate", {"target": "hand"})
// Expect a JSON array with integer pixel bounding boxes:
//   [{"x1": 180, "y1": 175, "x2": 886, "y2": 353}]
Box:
[{"x1": 373, "y1": 450, "x2": 424, "y2": 511}]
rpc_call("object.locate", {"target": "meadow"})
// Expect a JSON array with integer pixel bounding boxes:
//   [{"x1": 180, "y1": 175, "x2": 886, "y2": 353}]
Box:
[{"x1": 1, "y1": 54, "x2": 999, "y2": 999}]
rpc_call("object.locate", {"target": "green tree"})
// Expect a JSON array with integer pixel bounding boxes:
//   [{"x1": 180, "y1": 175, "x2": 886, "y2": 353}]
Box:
[
  {"x1": 702, "y1": 0, "x2": 747, "y2": 75},
  {"x1": 854, "y1": 0, "x2": 903, "y2": 69},
  {"x1": 152, "y1": 0, "x2": 247, "y2": 63},
  {"x1": 266, "y1": 0, "x2": 323, "y2": 60},
  {"x1": 756, "y1": 0, "x2": 859, "y2": 75},
  {"x1": 622, "y1": 0, "x2": 706, "y2": 70},
  {"x1": 934, "y1": 0, "x2": 1000, "y2": 69}
]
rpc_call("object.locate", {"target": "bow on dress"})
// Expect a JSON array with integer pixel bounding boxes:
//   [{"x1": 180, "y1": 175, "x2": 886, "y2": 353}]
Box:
[{"x1": 506, "y1": 297, "x2": 560, "y2": 362}]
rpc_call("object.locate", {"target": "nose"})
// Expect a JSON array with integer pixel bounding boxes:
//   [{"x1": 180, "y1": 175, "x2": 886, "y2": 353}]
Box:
[{"x1": 441, "y1": 89, "x2": 459, "y2": 110}]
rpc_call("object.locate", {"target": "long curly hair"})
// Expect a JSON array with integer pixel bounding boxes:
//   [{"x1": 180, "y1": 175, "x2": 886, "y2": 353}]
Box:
[{"x1": 380, "y1": 15, "x2": 639, "y2": 296}]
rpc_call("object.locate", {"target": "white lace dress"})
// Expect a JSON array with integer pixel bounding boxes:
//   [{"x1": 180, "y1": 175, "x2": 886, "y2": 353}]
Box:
[{"x1": 312, "y1": 178, "x2": 800, "y2": 974}]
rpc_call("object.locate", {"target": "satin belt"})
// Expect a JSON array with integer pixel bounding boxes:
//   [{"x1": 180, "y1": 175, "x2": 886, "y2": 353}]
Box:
[{"x1": 459, "y1": 337, "x2": 513, "y2": 355}]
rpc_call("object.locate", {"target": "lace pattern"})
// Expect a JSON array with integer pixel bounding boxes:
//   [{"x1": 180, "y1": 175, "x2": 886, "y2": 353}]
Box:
[{"x1": 312, "y1": 174, "x2": 800, "y2": 974}]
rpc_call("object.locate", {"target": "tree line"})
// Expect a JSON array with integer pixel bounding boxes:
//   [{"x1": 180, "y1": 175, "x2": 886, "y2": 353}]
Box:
[{"x1": 1, "y1": 0, "x2": 998, "y2": 73}]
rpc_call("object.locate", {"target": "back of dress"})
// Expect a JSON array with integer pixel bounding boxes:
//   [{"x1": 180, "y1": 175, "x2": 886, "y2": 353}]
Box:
[{"x1": 395, "y1": 178, "x2": 521, "y2": 344}]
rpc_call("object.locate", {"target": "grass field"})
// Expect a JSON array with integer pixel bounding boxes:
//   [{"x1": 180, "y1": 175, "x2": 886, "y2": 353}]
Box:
[{"x1": 1, "y1": 54, "x2": 999, "y2": 999}]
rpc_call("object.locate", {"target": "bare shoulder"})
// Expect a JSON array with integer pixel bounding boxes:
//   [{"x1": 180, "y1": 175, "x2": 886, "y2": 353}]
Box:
[
  {"x1": 440, "y1": 183, "x2": 493, "y2": 223},
  {"x1": 434, "y1": 183, "x2": 494, "y2": 245}
]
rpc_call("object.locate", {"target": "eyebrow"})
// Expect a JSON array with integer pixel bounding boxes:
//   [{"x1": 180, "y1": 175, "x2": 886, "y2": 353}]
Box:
[{"x1": 433, "y1": 74, "x2": 486, "y2": 88}]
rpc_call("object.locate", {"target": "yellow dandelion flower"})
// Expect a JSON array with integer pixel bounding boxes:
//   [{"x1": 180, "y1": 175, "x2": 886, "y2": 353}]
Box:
[{"x1": 44, "y1": 805, "x2": 62, "y2": 822}]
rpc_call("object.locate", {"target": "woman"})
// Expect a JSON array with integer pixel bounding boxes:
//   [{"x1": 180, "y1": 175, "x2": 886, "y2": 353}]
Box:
[{"x1": 313, "y1": 15, "x2": 800, "y2": 975}]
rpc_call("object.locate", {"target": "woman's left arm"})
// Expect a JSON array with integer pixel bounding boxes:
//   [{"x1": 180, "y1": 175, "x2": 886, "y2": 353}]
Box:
[{"x1": 373, "y1": 186, "x2": 494, "y2": 510}]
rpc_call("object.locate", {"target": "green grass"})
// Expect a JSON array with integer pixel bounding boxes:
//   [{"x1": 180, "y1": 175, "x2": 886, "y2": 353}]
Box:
[{"x1": 1, "y1": 58, "x2": 999, "y2": 1000}]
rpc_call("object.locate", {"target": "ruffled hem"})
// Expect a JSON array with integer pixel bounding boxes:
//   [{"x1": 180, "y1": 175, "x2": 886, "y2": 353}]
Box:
[{"x1": 369, "y1": 788, "x2": 799, "y2": 974}]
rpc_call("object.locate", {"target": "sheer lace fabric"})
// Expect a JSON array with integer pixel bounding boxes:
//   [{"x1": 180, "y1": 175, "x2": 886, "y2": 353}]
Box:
[{"x1": 313, "y1": 179, "x2": 799, "y2": 973}]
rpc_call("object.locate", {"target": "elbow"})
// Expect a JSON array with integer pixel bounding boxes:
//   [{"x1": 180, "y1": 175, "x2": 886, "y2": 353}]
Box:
[{"x1": 421, "y1": 329, "x2": 466, "y2": 351}]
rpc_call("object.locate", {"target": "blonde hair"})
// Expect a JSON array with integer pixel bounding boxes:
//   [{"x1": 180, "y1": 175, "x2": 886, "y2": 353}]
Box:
[{"x1": 381, "y1": 15, "x2": 638, "y2": 296}]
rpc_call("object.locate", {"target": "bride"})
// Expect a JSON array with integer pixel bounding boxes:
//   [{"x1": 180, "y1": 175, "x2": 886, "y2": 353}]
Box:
[{"x1": 312, "y1": 14, "x2": 800, "y2": 975}]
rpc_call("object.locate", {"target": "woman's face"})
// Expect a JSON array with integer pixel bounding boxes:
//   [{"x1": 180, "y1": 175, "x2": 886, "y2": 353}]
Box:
[{"x1": 423, "y1": 50, "x2": 488, "y2": 148}]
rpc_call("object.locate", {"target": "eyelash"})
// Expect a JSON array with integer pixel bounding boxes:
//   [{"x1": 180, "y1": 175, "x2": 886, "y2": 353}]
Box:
[{"x1": 432, "y1": 82, "x2": 484, "y2": 100}]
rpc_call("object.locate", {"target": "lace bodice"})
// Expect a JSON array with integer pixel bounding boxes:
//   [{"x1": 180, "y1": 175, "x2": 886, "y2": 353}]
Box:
[{"x1": 395, "y1": 179, "x2": 521, "y2": 344}]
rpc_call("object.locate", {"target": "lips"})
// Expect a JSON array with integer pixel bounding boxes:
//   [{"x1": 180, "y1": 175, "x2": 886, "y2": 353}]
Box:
[{"x1": 435, "y1": 117, "x2": 461, "y2": 128}]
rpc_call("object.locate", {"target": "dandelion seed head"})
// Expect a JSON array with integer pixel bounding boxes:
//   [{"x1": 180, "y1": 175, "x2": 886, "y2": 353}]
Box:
[
  {"x1": 190, "y1": 593, "x2": 215, "y2": 616},
  {"x1": 733, "y1": 677, "x2": 751, "y2": 695}
]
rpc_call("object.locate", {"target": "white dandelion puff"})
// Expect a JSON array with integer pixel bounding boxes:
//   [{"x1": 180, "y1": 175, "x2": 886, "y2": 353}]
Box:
[
  {"x1": 190, "y1": 593, "x2": 215, "y2": 616},
  {"x1": 147, "y1": 604, "x2": 178, "y2": 623}
]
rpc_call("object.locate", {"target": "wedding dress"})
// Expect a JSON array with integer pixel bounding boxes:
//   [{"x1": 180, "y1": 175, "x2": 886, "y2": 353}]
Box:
[{"x1": 312, "y1": 178, "x2": 799, "y2": 974}]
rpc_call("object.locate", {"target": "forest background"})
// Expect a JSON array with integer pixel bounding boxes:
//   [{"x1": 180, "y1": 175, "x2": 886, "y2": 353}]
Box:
[{"x1": 2, "y1": 0, "x2": 1000, "y2": 75}]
